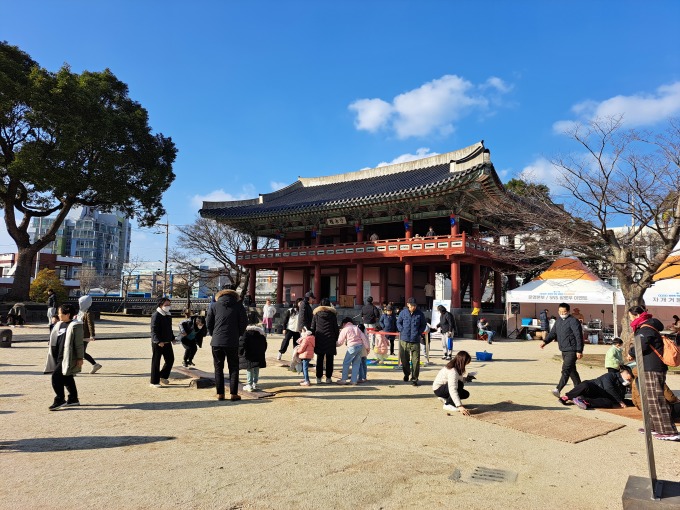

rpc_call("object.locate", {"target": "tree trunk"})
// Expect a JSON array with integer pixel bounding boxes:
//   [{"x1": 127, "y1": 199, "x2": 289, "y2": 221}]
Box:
[{"x1": 10, "y1": 247, "x2": 39, "y2": 300}]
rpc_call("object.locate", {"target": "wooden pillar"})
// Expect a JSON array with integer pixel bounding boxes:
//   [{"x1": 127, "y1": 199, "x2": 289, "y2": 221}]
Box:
[
  {"x1": 494, "y1": 270, "x2": 502, "y2": 309},
  {"x1": 248, "y1": 267, "x2": 256, "y2": 300},
  {"x1": 471, "y1": 262, "x2": 481, "y2": 310},
  {"x1": 356, "y1": 261, "x2": 364, "y2": 306},
  {"x1": 508, "y1": 274, "x2": 517, "y2": 290},
  {"x1": 404, "y1": 259, "x2": 413, "y2": 301},
  {"x1": 276, "y1": 266, "x2": 284, "y2": 305},
  {"x1": 339, "y1": 266, "x2": 347, "y2": 296},
  {"x1": 356, "y1": 222, "x2": 364, "y2": 242},
  {"x1": 406, "y1": 219, "x2": 413, "y2": 239},
  {"x1": 302, "y1": 268, "x2": 310, "y2": 295},
  {"x1": 380, "y1": 266, "x2": 388, "y2": 304},
  {"x1": 450, "y1": 214, "x2": 459, "y2": 236},
  {"x1": 314, "y1": 263, "x2": 321, "y2": 301},
  {"x1": 450, "y1": 260, "x2": 461, "y2": 309}
]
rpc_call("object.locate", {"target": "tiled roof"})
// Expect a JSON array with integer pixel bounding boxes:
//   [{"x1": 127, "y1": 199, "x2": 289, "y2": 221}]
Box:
[{"x1": 200, "y1": 161, "x2": 502, "y2": 222}]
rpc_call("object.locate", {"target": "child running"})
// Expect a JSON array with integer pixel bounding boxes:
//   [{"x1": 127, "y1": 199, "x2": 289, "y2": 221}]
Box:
[
  {"x1": 239, "y1": 312, "x2": 267, "y2": 391},
  {"x1": 432, "y1": 350, "x2": 474, "y2": 416}
]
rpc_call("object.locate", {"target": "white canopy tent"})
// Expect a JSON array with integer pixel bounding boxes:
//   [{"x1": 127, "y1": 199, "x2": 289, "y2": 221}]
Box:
[{"x1": 643, "y1": 256, "x2": 680, "y2": 307}]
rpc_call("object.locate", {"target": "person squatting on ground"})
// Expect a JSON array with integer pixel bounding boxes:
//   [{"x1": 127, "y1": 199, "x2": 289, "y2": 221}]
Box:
[
  {"x1": 604, "y1": 337, "x2": 624, "y2": 374},
  {"x1": 150, "y1": 297, "x2": 175, "y2": 388},
  {"x1": 44, "y1": 304, "x2": 84, "y2": 410},
  {"x1": 278, "y1": 298, "x2": 303, "y2": 361},
  {"x1": 336, "y1": 318, "x2": 369, "y2": 385},
  {"x1": 179, "y1": 309, "x2": 207, "y2": 367},
  {"x1": 477, "y1": 317, "x2": 495, "y2": 344},
  {"x1": 435, "y1": 305, "x2": 455, "y2": 360},
  {"x1": 558, "y1": 366, "x2": 632, "y2": 409},
  {"x1": 239, "y1": 311, "x2": 267, "y2": 391},
  {"x1": 361, "y1": 296, "x2": 381, "y2": 349},
  {"x1": 379, "y1": 305, "x2": 398, "y2": 355},
  {"x1": 432, "y1": 350, "x2": 473, "y2": 415},
  {"x1": 628, "y1": 305, "x2": 679, "y2": 441},
  {"x1": 7, "y1": 302, "x2": 26, "y2": 327},
  {"x1": 262, "y1": 298, "x2": 276, "y2": 335},
  {"x1": 540, "y1": 302, "x2": 583, "y2": 398},
  {"x1": 297, "y1": 328, "x2": 316, "y2": 386},
  {"x1": 207, "y1": 289, "x2": 247, "y2": 401},
  {"x1": 77, "y1": 295, "x2": 102, "y2": 374},
  {"x1": 397, "y1": 297, "x2": 427, "y2": 386},
  {"x1": 311, "y1": 298, "x2": 339, "y2": 383}
]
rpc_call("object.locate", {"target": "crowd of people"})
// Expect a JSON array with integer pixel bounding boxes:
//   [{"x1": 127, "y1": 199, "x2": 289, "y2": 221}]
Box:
[{"x1": 39, "y1": 291, "x2": 680, "y2": 441}]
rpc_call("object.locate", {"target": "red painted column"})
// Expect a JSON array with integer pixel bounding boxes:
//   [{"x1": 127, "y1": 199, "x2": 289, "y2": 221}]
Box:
[
  {"x1": 339, "y1": 266, "x2": 347, "y2": 296},
  {"x1": 356, "y1": 261, "x2": 364, "y2": 306},
  {"x1": 276, "y1": 266, "x2": 284, "y2": 305},
  {"x1": 314, "y1": 262, "x2": 321, "y2": 301},
  {"x1": 356, "y1": 222, "x2": 364, "y2": 242},
  {"x1": 450, "y1": 215, "x2": 459, "y2": 236},
  {"x1": 494, "y1": 270, "x2": 502, "y2": 309},
  {"x1": 302, "y1": 268, "x2": 310, "y2": 295},
  {"x1": 471, "y1": 262, "x2": 481, "y2": 310},
  {"x1": 450, "y1": 260, "x2": 461, "y2": 309},
  {"x1": 404, "y1": 259, "x2": 413, "y2": 301},
  {"x1": 380, "y1": 266, "x2": 388, "y2": 304},
  {"x1": 248, "y1": 267, "x2": 256, "y2": 300}
]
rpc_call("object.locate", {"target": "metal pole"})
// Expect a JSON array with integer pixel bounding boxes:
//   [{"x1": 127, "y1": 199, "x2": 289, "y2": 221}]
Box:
[{"x1": 163, "y1": 220, "x2": 169, "y2": 297}]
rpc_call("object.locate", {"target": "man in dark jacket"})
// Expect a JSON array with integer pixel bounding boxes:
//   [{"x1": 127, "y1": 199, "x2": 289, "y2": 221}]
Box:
[
  {"x1": 540, "y1": 302, "x2": 583, "y2": 397},
  {"x1": 559, "y1": 367, "x2": 632, "y2": 409},
  {"x1": 207, "y1": 289, "x2": 247, "y2": 401},
  {"x1": 361, "y1": 296, "x2": 381, "y2": 348},
  {"x1": 311, "y1": 298, "x2": 339, "y2": 383},
  {"x1": 150, "y1": 297, "x2": 175, "y2": 387},
  {"x1": 300, "y1": 291, "x2": 315, "y2": 330},
  {"x1": 396, "y1": 297, "x2": 427, "y2": 386}
]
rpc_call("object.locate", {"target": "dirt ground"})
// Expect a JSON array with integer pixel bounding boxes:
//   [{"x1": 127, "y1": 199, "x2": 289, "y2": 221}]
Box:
[{"x1": 1, "y1": 317, "x2": 679, "y2": 509}]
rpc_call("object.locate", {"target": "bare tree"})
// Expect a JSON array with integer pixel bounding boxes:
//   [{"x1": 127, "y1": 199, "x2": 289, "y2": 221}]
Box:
[
  {"x1": 484, "y1": 116, "x2": 680, "y2": 336},
  {"x1": 99, "y1": 273, "x2": 120, "y2": 296},
  {"x1": 79, "y1": 267, "x2": 100, "y2": 295},
  {"x1": 174, "y1": 217, "x2": 275, "y2": 296}
]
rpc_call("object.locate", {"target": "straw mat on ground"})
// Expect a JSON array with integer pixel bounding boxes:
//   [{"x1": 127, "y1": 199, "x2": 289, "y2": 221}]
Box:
[
  {"x1": 598, "y1": 405, "x2": 680, "y2": 423},
  {"x1": 470, "y1": 401, "x2": 625, "y2": 443}
]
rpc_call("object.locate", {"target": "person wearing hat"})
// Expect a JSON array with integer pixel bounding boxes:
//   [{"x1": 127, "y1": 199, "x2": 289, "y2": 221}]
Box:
[
  {"x1": 361, "y1": 296, "x2": 381, "y2": 349},
  {"x1": 379, "y1": 305, "x2": 398, "y2": 356},
  {"x1": 396, "y1": 298, "x2": 427, "y2": 386},
  {"x1": 300, "y1": 291, "x2": 315, "y2": 331}
]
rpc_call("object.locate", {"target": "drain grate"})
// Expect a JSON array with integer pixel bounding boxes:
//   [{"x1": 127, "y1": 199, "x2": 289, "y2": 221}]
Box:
[{"x1": 469, "y1": 466, "x2": 517, "y2": 484}]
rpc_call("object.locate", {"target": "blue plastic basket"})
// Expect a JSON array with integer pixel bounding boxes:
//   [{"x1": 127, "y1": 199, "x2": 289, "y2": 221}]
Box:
[{"x1": 475, "y1": 351, "x2": 493, "y2": 361}]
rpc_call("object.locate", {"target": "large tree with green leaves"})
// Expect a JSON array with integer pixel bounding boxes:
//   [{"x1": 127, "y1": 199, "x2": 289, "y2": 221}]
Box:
[{"x1": 0, "y1": 42, "x2": 177, "y2": 299}]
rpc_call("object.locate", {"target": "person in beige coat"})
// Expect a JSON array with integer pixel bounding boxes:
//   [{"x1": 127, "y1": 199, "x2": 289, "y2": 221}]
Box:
[{"x1": 44, "y1": 304, "x2": 84, "y2": 410}]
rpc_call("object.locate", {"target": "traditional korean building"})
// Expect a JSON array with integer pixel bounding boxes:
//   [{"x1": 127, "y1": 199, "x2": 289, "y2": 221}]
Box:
[{"x1": 200, "y1": 142, "x2": 518, "y2": 312}]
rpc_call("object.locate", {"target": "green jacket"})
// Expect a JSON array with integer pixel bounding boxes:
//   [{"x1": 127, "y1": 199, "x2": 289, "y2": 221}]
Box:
[{"x1": 604, "y1": 345, "x2": 623, "y2": 370}]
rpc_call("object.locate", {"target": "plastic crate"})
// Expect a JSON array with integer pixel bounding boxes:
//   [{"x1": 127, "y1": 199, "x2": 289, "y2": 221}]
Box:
[{"x1": 475, "y1": 351, "x2": 493, "y2": 361}]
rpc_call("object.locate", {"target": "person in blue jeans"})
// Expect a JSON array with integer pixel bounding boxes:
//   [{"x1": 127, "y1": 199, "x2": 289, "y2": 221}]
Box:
[
  {"x1": 336, "y1": 318, "x2": 369, "y2": 385},
  {"x1": 477, "y1": 318, "x2": 495, "y2": 344},
  {"x1": 396, "y1": 297, "x2": 427, "y2": 386}
]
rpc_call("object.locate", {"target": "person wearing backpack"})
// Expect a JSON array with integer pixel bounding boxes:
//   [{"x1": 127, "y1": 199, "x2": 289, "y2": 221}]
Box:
[
  {"x1": 361, "y1": 296, "x2": 380, "y2": 349},
  {"x1": 628, "y1": 305, "x2": 679, "y2": 441}
]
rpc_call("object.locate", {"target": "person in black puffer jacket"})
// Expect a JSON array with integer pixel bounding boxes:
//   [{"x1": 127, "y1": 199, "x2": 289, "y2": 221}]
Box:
[
  {"x1": 239, "y1": 311, "x2": 267, "y2": 392},
  {"x1": 559, "y1": 367, "x2": 633, "y2": 409},
  {"x1": 207, "y1": 289, "x2": 247, "y2": 401},
  {"x1": 311, "y1": 298, "x2": 339, "y2": 383},
  {"x1": 628, "y1": 306, "x2": 678, "y2": 440}
]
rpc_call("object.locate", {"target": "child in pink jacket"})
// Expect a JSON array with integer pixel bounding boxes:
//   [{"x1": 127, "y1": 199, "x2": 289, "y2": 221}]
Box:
[
  {"x1": 336, "y1": 318, "x2": 369, "y2": 385},
  {"x1": 297, "y1": 328, "x2": 316, "y2": 386},
  {"x1": 373, "y1": 332, "x2": 390, "y2": 364}
]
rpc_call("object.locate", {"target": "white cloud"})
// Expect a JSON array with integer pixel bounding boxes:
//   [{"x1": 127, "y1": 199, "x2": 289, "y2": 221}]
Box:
[
  {"x1": 553, "y1": 81, "x2": 680, "y2": 132},
  {"x1": 349, "y1": 74, "x2": 512, "y2": 139},
  {"x1": 192, "y1": 185, "x2": 256, "y2": 209},
  {"x1": 270, "y1": 181, "x2": 288, "y2": 191},
  {"x1": 517, "y1": 157, "x2": 566, "y2": 197},
  {"x1": 376, "y1": 147, "x2": 439, "y2": 167}
]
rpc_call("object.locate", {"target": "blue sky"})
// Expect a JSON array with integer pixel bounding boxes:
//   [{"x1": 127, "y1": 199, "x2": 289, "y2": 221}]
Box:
[{"x1": 2, "y1": 1, "x2": 680, "y2": 265}]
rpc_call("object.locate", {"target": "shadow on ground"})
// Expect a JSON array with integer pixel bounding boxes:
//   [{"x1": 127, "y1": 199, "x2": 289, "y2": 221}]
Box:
[{"x1": 0, "y1": 435, "x2": 175, "y2": 452}]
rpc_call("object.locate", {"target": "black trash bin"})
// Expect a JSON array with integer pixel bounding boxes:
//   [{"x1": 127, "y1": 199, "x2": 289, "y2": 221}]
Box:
[{"x1": 0, "y1": 329, "x2": 12, "y2": 348}]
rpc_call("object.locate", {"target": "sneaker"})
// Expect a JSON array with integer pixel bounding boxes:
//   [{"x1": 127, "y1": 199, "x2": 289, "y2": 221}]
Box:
[
  {"x1": 230, "y1": 394, "x2": 241, "y2": 402},
  {"x1": 357, "y1": 379, "x2": 367, "y2": 384},
  {"x1": 443, "y1": 404, "x2": 458, "y2": 412},
  {"x1": 150, "y1": 383, "x2": 162, "y2": 388},
  {"x1": 438, "y1": 397, "x2": 446, "y2": 404},
  {"x1": 558, "y1": 396, "x2": 570, "y2": 406},
  {"x1": 654, "y1": 433, "x2": 680, "y2": 441},
  {"x1": 182, "y1": 361, "x2": 189, "y2": 368},
  {"x1": 243, "y1": 384, "x2": 253, "y2": 392},
  {"x1": 441, "y1": 355, "x2": 448, "y2": 360},
  {"x1": 277, "y1": 353, "x2": 282, "y2": 361},
  {"x1": 160, "y1": 378, "x2": 170, "y2": 386},
  {"x1": 412, "y1": 380, "x2": 419, "y2": 387},
  {"x1": 573, "y1": 397, "x2": 588, "y2": 410},
  {"x1": 251, "y1": 383, "x2": 258, "y2": 391},
  {"x1": 336, "y1": 380, "x2": 347, "y2": 385},
  {"x1": 65, "y1": 399, "x2": 80, "y2": 406},
  {"x1": 550, "y1": 388, "x2": 560, "y2": 398},
  {"x1": 316, "y1": 378, "x2": 323, "y2": 384},
  {"x1": 48, "y1": 399, "x2": 67, "y2": 411},
  {"x1": 188, "y1": 361, "x2": 195, "y2": 366},
  {"x1": 300, "y1": 380, "x2": 311, "y2": 386},
  {"x1": 326, "y1": 377, "x2": 332, "y2": 383},
  {"x1": 90, "y1": 363, "x2": 102, "y2": 374}
]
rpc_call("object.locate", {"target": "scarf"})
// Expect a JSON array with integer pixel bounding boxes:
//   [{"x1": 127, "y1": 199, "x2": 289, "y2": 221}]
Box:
[{"x1": 630, "y1": 311, "x2": 652, "y2": 332}]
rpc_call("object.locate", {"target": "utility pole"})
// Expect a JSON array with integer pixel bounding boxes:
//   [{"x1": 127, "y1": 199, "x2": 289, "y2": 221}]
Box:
[{"x1": 156, "y1": 218, "x2": 170, "y2": 297}]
